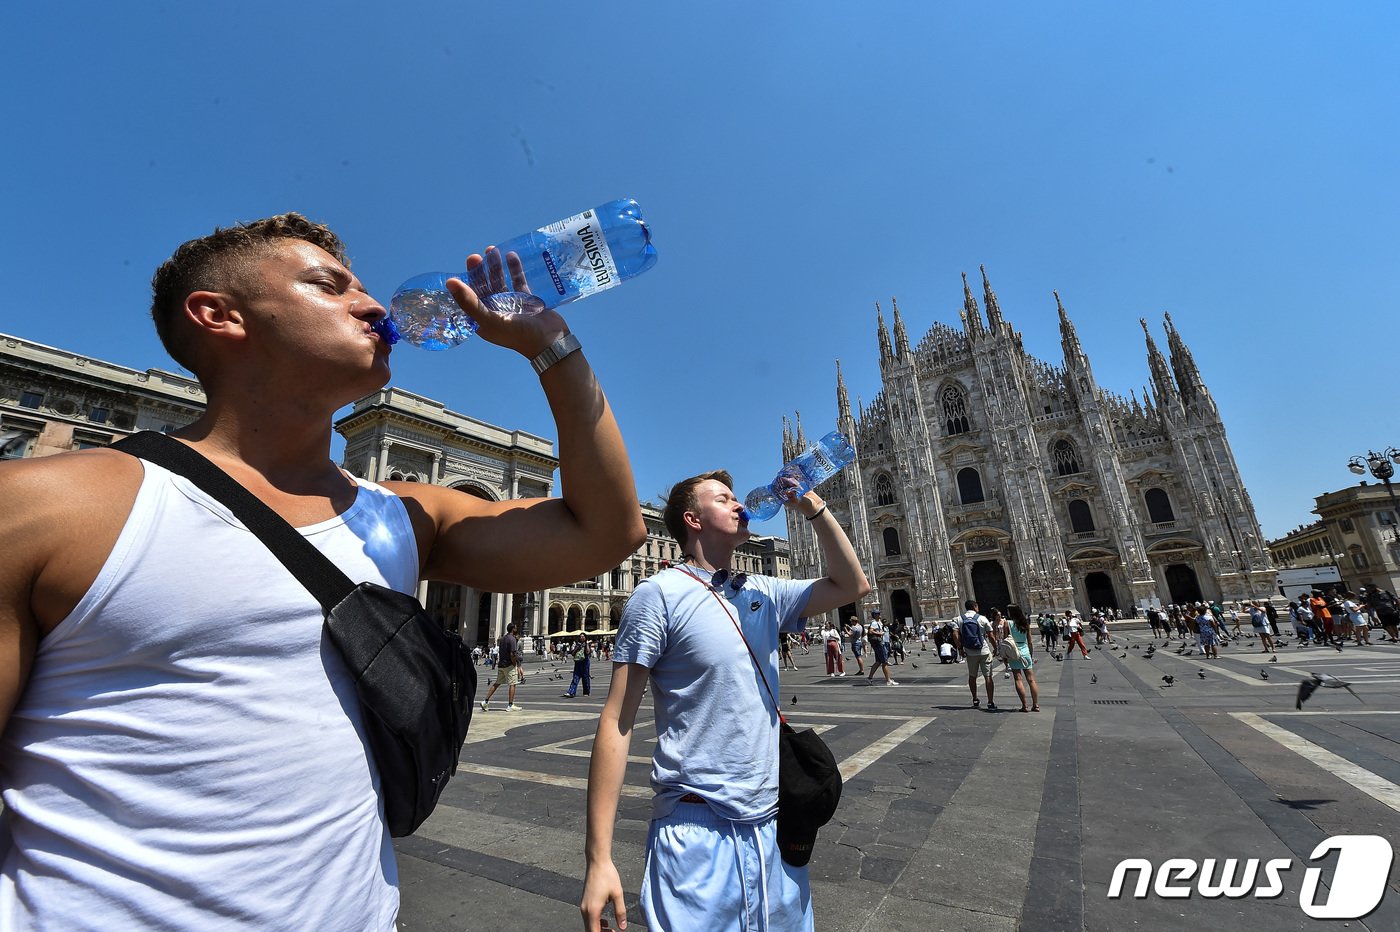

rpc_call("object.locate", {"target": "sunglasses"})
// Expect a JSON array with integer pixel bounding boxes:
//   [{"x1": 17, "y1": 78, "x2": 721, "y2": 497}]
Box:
[{"x1": 710, "y1": 568, "x2": 748, "y2": 592}]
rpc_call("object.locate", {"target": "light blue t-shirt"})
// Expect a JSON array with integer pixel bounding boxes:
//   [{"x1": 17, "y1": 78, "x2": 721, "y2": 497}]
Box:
[{"x1": 613, "y1": 565, "x2": 816, "y2": 823}]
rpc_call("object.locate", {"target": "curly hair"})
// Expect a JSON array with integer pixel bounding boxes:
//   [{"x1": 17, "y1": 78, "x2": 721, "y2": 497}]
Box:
[
  {"x1": 663, "y1": 469, "x2": 733, "y2": 554},
  {"x1": 149, "y1": 212, "x2": 348, "y2": 371}
]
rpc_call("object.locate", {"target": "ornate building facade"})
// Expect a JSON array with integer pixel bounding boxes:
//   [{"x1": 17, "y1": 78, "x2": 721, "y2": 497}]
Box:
[
  {"x1": 1269, "y1": 483, "x2": 1400, "y2": 596},
  {"x1": 1, "y1": 332, "x2": 205, "y2": 457},
  {"x1": 782, "y1": 270, "x2": 1275, "y2": 626}
]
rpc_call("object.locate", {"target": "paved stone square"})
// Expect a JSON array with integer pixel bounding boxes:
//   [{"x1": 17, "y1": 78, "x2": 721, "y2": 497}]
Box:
[{"x1": 397, "y1": 626, "x2": 1400, "y2": 931}]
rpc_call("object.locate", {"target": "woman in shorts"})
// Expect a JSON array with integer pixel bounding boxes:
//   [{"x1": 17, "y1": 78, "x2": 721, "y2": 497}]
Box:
[{"x1": 1005, "y1": 605, "x2": 1040, "y2": 712}]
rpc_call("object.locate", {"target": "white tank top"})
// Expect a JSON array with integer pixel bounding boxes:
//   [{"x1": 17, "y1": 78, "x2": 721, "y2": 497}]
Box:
[{"x1": 1, "y1": 460, "x2": 419, "y2": 930}]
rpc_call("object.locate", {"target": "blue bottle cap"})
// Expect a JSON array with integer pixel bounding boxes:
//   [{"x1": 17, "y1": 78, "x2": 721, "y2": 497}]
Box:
[{"x1": 371, "y1": 316, "x2": 401, "y2": 345}]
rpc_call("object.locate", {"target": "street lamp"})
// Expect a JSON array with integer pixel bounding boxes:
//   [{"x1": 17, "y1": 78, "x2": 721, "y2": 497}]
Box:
[{"x1": 1347, "y1": 447, "x2": 1400, "y2": 543}]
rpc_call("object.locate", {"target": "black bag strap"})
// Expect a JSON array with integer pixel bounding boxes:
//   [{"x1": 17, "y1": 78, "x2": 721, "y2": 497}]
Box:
[
  {"x1": 113, "y1": 431, "x2": 357, "y2": 612},
  {"x1": 675, "y1": 566, "x2": 787, "y2": 725}
]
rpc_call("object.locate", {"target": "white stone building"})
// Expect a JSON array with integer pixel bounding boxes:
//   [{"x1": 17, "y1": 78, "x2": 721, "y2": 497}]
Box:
[{"x1": 782, "y1": 270, "x2": 1275, "y2": 626}]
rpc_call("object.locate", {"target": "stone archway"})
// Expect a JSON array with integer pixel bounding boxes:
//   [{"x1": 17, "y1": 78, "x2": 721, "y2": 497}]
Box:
[
  {"x1": 1084, "y1": 572, "x2": 1119, "y2": 612},
  {"x1": 890, "y1": 589, "x2": 916, "y2": 628},
  {"x1": 971, "y1": 561, "x2": 1011, "y2": 615},
  {"x1": 1165, "y1": 564, "x2": 1203, "y2": 605}
]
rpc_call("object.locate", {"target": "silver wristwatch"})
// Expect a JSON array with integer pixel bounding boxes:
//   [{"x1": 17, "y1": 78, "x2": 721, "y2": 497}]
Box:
[{"x1": 529, "y1": 332, "x2": 581, "y2": 375}]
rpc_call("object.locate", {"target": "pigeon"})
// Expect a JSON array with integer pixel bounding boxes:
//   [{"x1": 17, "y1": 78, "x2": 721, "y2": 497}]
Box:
[
  {"x1": 1143, "y1": 653, "x2": 1154, "y2": 661},
  {"x1": 911, "y1": 663, "x2": 919, "y2": 669},
  {"x1": 1260, "y1": 670, "x2": 1269, "y2": 679},
  {"x1": 1334, "y1": 643, "x2": 1344, "y2": 653},
  {"x1": 1162, "y1": 675, "x2": 1175, "y2": 686},
  {"x1": 1091, "y1": 674, "x2": 1098, "y2": 684},
  {"x1": 1198, "y1": 670, "x2": 1207, "y2": 679},
  {"x1": 1269, "y1": 656, "x2": 1278, "y2": 664},
  {"x1": 1296, "y1": 673, "x2": 1362, "y2": 709},
  {"x1": 791, "y1": 696, "x2": 798, "y2": 705}
]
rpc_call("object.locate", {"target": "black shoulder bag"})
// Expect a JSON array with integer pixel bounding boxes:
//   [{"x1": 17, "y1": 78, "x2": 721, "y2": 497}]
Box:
[{"x1": 114, "y1": 431, "x2": 475, "y2": 838}]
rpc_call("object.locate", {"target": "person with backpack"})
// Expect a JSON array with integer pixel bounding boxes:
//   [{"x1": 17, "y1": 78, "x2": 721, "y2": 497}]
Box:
[{"x1": 953, "y1": 599, "x2": 998, "y2": 709}]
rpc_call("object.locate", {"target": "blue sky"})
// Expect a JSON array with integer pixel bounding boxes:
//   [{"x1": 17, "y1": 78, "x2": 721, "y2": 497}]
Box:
[{"x1": 2, "y1": 1, "x2": 1396, "y2": 541}]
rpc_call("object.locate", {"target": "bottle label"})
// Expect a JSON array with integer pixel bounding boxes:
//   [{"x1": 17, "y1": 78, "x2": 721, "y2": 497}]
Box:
[{"x1": 538, "y1": 208, "x2": 621, "y2": 299}]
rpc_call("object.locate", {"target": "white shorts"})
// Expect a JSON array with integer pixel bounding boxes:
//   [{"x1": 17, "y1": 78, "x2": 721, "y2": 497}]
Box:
[{"x1": 640, "y1": 801, "x2": 814, "y2": 932}]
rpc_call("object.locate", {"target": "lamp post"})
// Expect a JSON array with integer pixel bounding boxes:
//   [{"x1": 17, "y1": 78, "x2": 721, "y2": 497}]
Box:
[{"x1": 1347, "y1": 447, "x2": 1400, "y2": 544}]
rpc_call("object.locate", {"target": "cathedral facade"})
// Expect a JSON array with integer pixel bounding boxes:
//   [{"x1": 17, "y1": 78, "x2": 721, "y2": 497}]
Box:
[{"x1": 782, "y1": 269, "x2": 1275, "y2": 626}]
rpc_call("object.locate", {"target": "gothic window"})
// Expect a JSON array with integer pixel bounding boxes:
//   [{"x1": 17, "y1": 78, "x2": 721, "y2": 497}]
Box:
[
  {"x1": 1145, "y1": 487, "x2": 1175, "y2": 523},
  {"x1": 1052, "y1": 438, "x2": 1082, "y2": 476},
  {"x1": 874, "y1": 473, "x2": 896, "y2": 507},
  {"x1": 1068, "y1": 499, "x2": 1095, "y2": 533},
  {"x1": 942, "y1": 384, "x2": 971, "y2": 435},
  {"x1": 957, "y1": 467, "x2": 985, "y2": 505},
  {"x1": 883, "y1": 527, "x2": 902, "y2": 556}
]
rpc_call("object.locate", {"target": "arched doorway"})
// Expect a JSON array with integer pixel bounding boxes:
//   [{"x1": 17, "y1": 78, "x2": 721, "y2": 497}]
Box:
[
  {"x1": 1165, "y1": 564, "x2": 1203, "y2": 605},
  {"x1": 549, "y1": 605, "x2": 565, "y2": 634},
  {"x1": 889, "y1": 589, "x2": 915, "y2": 629},
  {"x1": 971, "y1": 561, "x2": 1011, "y2": 615},
  {"x1": 1084, "y1": 572, "x2": 1119, "y2": 612}
]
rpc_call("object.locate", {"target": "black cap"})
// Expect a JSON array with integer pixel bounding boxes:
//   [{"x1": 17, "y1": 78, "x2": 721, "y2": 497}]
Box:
[{"x1": 776, "y1": 724, "x2": 843, "y2": 867}]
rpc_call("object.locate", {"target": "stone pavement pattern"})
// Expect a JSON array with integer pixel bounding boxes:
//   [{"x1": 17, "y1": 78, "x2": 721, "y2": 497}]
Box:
[{"x1": 396, "y1": 628, "x2": 1400, "y2": 931}]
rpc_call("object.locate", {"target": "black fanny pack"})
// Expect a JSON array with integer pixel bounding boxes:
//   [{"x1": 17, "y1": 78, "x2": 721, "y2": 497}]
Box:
[{"x1": 115, "y1": 431, "x2": 475, "y2": 837}]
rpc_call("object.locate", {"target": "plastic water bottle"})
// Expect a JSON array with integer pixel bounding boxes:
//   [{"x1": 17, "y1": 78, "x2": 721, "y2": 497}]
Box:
[
  {"x1": 744, "y1": 431, "x2": 857, "y2": 521},
  {"x1": 377, "y1": 198, "x2": 657, "y2": 351}
]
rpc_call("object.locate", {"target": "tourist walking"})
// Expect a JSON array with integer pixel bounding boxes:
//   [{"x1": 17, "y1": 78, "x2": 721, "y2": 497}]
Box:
[{"x1": 866, "y1": 611, "x2": 898, "y2": 686}]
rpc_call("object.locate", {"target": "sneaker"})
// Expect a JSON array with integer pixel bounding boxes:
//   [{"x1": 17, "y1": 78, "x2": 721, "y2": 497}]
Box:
[
  {"x1": 972, "y1": 698, "x2": 980, "y2": 707},
  {"x1": 987, "y1": 702, "x2": 998, "y2": 711},
  {"x1": 838, "y1": 672, "x2": 847, "y2": 677},
  {"x1": 887, "y1": 680, "x2": 900, "y2": 687},
  {"x1": 561, "y1": 693, "x2": 575, "y2": 698},
  {"x1": 479, "y1": 701, "x2": 489, "y2": 711},
  {"x1": 506, "y1": 704, "x2": 521, "y2": 712}
]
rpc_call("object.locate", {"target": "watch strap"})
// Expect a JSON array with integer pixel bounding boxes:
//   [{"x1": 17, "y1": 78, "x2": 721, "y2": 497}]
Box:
[{"x1": 529, "y1": 332, "x2": 581, "y2": 375}]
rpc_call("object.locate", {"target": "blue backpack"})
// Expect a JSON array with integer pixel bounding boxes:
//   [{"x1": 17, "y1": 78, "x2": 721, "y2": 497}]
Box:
[{"x1": 959, "y1": 613, "x2": 985, "y2": 651}]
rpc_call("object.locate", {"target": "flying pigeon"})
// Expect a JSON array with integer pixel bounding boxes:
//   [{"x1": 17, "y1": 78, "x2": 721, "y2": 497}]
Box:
[
  {"x1": 1296, "y1": 673, "x2": 1361, "y2": 709},
  {"x1": 1162, "y1": 675, "x2": 1174, "y2": 686}
]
